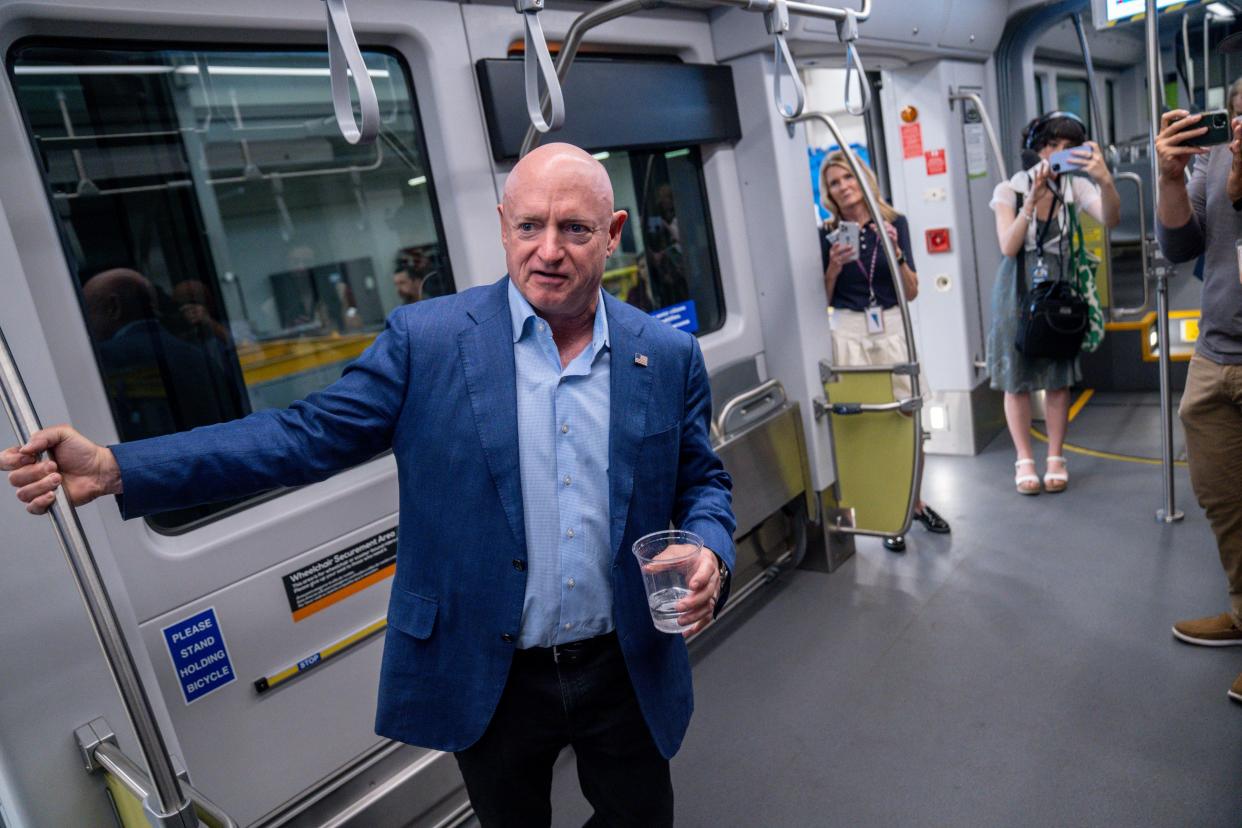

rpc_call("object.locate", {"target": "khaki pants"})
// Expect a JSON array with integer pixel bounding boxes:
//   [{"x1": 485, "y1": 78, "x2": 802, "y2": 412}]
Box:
[
  {"x1": 830, "y1": 307, "x2": 919, "y2": 400},
  {"x1": 1179, "y1": 354, "x2": 1242, "y2": 627}
]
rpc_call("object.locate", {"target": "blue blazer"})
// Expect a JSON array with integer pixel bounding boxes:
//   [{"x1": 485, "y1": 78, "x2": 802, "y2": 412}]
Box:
[{"x1": 112, "y1": 278, "x2": 735, "y2": 758}]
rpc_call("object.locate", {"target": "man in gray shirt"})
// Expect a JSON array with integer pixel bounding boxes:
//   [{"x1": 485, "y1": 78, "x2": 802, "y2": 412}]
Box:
[{"x1": 1155, "y1": 108, "x2": 1242, "y2": 705}]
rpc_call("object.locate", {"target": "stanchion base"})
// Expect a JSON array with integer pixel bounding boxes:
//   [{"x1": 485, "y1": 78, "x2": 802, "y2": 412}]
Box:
[{"x1": 1156, "y1": 509, "x2": 1185, "y2": 524}]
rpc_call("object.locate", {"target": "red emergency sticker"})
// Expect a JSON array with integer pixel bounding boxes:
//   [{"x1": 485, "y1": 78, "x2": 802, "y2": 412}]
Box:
[
  {"x1": 925, "y1": 149, "x2": 947, "y2": 176},
  {"x1": 900, "y1": 123, "x2": 923, "y2": 159}
]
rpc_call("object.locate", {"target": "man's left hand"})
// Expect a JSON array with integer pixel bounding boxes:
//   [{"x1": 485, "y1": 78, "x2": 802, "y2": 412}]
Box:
[{"x1": 676, "y1": 545, "x2": 724, "y2": 638}]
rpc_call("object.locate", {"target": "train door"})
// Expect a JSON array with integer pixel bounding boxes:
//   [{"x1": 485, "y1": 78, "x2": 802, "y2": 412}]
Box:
[{"x1": 0, "y1": 1, "x2": 504, "y2": 824}]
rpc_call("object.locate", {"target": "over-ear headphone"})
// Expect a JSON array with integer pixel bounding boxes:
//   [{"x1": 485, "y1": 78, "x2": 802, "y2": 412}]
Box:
[{"x1": 1024, "y1": 110, "x2": 1088, "y2": 149}]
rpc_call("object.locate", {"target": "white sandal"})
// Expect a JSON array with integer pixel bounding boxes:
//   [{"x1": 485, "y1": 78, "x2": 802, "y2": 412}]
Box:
[
  {"x1": 1044, "y1": 456, "x2": 1068, "y2": 493},
  {"x1": 1015, "y1": 458, "x2": 1040, "y2": 496}
]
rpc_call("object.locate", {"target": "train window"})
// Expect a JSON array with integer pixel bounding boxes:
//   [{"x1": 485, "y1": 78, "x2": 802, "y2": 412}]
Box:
[
  {"x1": 595, "y1": 147, "x2": 724, "y2": 336},
  {"x1": 9, "y1": 43, "x2": 454, "y2": 530},
  {"x1": 1056, "y1": 77, "x2": 1091, "y2": 133}
]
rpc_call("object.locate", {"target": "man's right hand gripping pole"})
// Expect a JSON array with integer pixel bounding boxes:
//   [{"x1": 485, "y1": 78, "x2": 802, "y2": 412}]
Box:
[{"x1": 1, "y1": 426, "x2": 121, "y2": 515}]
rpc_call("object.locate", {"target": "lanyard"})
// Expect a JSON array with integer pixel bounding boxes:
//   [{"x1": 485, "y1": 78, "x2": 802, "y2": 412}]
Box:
[
  {"x1": 854, "y1": 224, "x2": 882, "y2": 305},
  {"x1": 1031, "y1": 185, "x2": 1063, "y2": 281}
]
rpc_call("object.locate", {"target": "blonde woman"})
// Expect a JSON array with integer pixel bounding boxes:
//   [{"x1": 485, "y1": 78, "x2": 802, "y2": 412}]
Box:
[{"x1": 818, "y1": 152, "x2": 950, "y2": 552}]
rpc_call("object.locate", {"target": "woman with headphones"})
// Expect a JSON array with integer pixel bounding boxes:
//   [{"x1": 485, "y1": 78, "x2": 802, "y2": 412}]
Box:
[
  {"x1": 989, "y1": 112, "x2": 1120, "y2": 495},
  {"x1": 819, "y1": 151, "x2": 951, "y2": 551}
]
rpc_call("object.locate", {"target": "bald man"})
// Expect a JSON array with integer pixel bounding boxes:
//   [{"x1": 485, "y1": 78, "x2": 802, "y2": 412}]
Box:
[{"x1": 3, "y1": 143, "x2": 735, "y2": 825}]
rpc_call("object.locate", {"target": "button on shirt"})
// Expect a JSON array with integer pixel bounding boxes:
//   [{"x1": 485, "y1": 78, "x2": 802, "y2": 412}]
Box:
[{"x1": 508, "y1": 281, "x2": 612, "y2": 648}]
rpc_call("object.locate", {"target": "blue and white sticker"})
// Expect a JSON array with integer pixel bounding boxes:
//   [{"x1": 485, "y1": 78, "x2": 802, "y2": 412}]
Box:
[
  {"x1": 162, "y1": 607, "x2": 236, "y2": 704},
  {"x1": 651, "y1": 300, "x2": 699, "y2": 334}
]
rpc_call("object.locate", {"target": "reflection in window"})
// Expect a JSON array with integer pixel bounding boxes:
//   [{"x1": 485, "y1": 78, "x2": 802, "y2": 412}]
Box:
[
  {"x1": 11, "y1": 44, "x2": 454, "y2": 529},
  {"x1": 596, "y1": 147, "x2": 723, "y2": 336}
]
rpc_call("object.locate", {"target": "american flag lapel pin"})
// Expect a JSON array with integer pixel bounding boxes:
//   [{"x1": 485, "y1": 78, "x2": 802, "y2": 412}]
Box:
[{"x1": 634, "y1": 353, "x2": 648, "y2": 367}]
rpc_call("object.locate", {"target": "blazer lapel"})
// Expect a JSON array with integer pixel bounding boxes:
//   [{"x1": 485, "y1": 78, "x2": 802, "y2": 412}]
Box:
[
  {"x1": 460, "y1": 282, "x2": 525, "y2": 550},
  {"x1": 607, "y1": 297, "x2": 653, "y2": 561}
]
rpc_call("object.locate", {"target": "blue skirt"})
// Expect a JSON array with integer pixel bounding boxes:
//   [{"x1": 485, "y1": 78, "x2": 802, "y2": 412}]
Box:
[{"x1": 987, "y1": 255, "x2": 1081, "y2": 394}]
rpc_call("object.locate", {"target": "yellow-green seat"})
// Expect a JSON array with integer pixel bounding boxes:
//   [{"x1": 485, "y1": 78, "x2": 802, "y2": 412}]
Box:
[{"x1": 824, "y1": 369, "x2": 917, "y2": 535}]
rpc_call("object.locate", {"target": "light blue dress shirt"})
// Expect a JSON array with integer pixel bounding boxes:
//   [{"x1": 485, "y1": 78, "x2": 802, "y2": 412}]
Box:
[{"x1": 508, "y1": 280, "x2": 613, "y2": 648}]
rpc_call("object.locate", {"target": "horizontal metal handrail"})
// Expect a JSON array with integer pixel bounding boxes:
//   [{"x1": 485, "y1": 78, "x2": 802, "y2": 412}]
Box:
[
  {"x1": 95, "y1": 742, "x2": 236, "y2": 828},
  {"x1": 821, "y1": 362, "x2": 918, "y2": 376},
  {"x1": 829, "y1": 397, "x2": 922, "y2": 415}
]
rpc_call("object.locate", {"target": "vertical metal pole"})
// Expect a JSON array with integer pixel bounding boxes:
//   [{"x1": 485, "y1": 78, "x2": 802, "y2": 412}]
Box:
[
  {"x1": 1183, "y1": 12, "x2": 1194, "y2": 105},
  {"x1": 1146, "y1": 0, "x2": 1185, "y2": 524},
  {"x1": 0, "y1": 328, "x2": 198, "y2": 824},
  {"x1": 1204, "y1": 12, "x2": 1212, "y2": 109}
]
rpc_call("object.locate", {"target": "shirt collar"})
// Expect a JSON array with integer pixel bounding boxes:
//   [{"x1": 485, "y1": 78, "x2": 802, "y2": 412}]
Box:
[{"x1": 507, "y1": 278, "x2": 610, "y2": 352}]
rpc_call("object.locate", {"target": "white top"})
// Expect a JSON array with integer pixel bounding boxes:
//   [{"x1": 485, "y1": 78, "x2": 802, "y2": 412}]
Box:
[{"x1": 989, "y1": 163, "x2": 1104, "y2": 254}]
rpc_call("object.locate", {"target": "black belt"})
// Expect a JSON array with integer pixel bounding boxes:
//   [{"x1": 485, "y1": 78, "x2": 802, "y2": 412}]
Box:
[{"x1": 514, "y1": 631, "x2": 618, "y2": 665}]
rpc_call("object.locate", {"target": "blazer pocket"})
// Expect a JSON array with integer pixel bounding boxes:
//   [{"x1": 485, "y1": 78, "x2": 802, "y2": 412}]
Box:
[
  {"x1": 641, "y1": 422, "x2": 679, "y2": 446},
  {"x1": 637, "y1": 424, "x2": 680, "y2": 497},
  {"x1": 388, "y1": 585, "x2": 438, "y2": 640}
]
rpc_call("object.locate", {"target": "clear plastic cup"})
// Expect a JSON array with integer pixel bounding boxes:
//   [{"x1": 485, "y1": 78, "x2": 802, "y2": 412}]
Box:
[{"x1": 631, "y1": 529, "x2": 704, "y2": 633}]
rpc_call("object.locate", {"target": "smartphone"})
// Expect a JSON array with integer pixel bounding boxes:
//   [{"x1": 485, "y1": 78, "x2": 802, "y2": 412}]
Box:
[
  {"x1": 1049, "y1": 147, "x2": 1087, "y2": 175},
  {"x1": 829, "y1": 221, "x2": 860, "y2": 256},
  {"x1": 1184, "y1": 109, "x2": 1233, "y2": 147}
]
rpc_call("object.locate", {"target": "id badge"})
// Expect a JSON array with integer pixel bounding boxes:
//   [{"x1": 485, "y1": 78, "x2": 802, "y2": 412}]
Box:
[
  {"x1": 865, "y1": 305, "x2": 885, "y2": 335},
  {"x1": 1032, "y1": 258, "x2": 1050, "y2": 283}
]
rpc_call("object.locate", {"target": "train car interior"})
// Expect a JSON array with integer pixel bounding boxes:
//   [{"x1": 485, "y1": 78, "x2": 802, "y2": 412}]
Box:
[{"x1": 0, "y1": 0, "x2": 1239, "y2": 825}]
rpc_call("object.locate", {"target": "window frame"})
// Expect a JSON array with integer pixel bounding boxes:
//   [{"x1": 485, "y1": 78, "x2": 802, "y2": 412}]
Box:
[
  {"x1": 6, "y1": 36, "x2": 453, "y2": 535},
  {"x1": 602, "y1": 144, "x2": 728, "y2": 338}
]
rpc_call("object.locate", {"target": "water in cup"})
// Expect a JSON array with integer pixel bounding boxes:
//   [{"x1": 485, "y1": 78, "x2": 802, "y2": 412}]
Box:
[
  {"x1": 631, "y1": 529, "x2": 704, "y2": 634},
  {"x1": 648, "y1": 587, "x2": 691, "y2": 633}
]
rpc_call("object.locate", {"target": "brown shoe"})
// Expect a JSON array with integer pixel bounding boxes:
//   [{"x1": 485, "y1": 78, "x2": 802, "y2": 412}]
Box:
[
  {"x1": 1230, "y1": 673, "x2": 1242, "y2": 704},
  {"x1": 1172, "y1": 613, "x2": 1242, "y2": 647}
]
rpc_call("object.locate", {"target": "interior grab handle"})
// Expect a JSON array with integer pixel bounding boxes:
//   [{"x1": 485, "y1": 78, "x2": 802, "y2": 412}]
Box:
[
  {"x1": 948, "y1": 91, "x2": 1008, "y2": 180},
  {"x1": 715, "y1": 379, "x2": 787, "y2": 440},
  {"x1": 766, "y1": 0, "x2": 806, "y2": 118},
  {"x1": 323, "y1": 0, "x2": 380, "y2": 145},
  {"x1": 516, "y1": 0, "x2": 566, "y2": 134},
  {"x1": 837, "y1": 9, "x2": 870, "y2": 116}
]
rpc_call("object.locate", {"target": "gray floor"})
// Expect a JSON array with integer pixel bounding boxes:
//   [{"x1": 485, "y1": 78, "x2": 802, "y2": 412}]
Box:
[
  {"x1": 539, "y1": 418, "x2": 1242, "y2": 826},
  {"x1": 1062, "y1": 390, "x2": 1188, "y2": 461}
]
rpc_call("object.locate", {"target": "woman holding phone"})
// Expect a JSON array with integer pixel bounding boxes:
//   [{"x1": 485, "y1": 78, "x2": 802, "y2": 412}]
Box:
[
  {"x1": 819, "y1": 151, "x2": 950, "y2": 552},
  {"x1": 989, "y1": 112, "x2": 1119, "y2": 495}
]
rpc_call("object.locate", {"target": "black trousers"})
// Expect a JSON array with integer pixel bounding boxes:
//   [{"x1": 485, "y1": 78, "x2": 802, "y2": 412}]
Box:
[{"x1": 454, "y1": 632, "x2": 674, "y2": 827}]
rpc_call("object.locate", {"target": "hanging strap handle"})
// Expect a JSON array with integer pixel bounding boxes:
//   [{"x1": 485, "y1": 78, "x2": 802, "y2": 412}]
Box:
[
  {"x1": 516, "y1": 0, "x2": 565, "y2": 134},
  {"x1": 323, "y1": 0, "x2": 380, "y2": 145},
  {"x1": 765, "y1": 0, "x2": 805, "y2": 118},
  {"x1": 837, "y1": 9, "x2": 871, "y2": 116}
]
